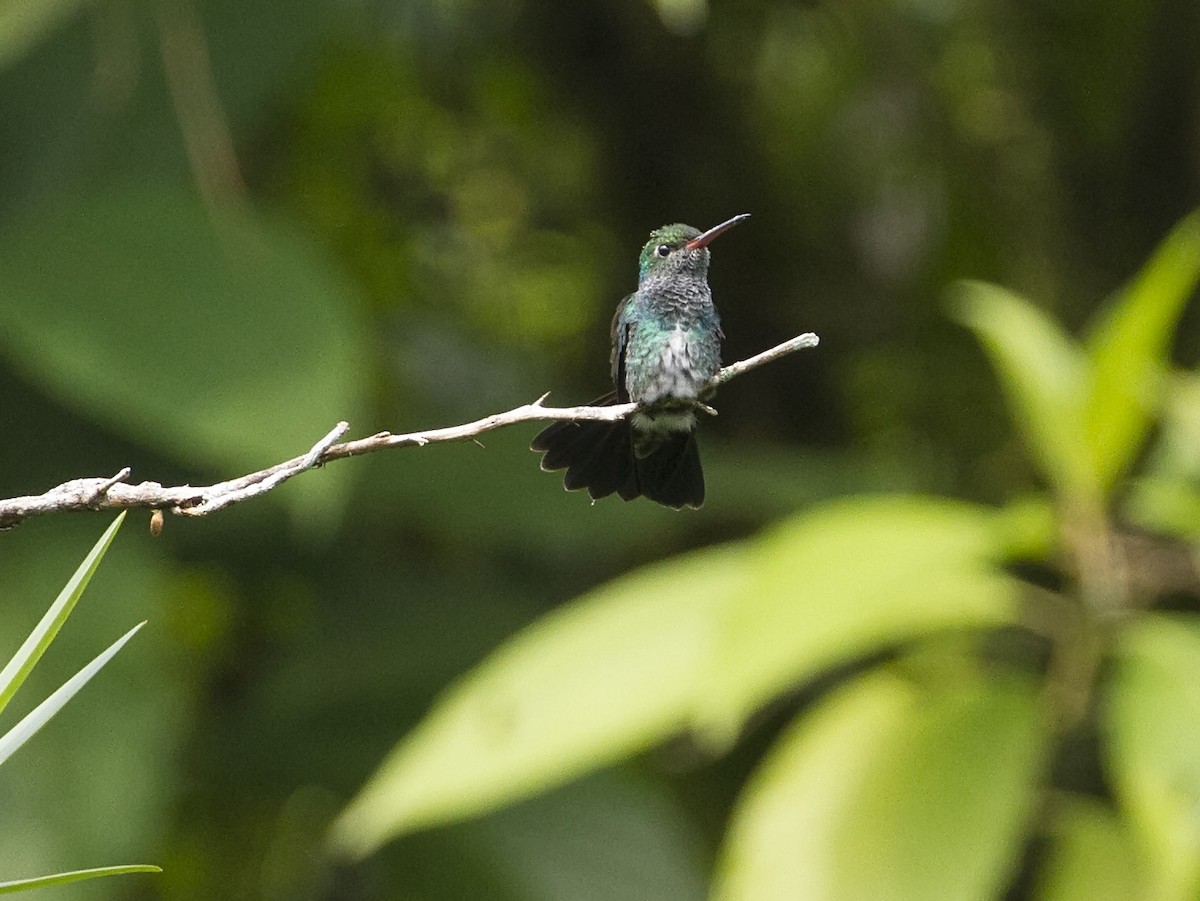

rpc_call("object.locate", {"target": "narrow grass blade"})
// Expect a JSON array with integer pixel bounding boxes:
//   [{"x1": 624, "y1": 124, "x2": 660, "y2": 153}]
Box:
[
  {"x1": 0, "y1": 864, "x2": 161, "y2": 894},
  {"x1": 0, "y1": 512, "x2": 126, "y2": 715},
  {"x1": 0, "y1": 622, "x2": 144, "y2": 767}
]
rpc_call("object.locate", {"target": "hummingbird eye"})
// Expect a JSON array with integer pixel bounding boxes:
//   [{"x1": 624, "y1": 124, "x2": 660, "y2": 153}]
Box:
[{"x1": 655, "y1": 244, "x2": 671, "y2": 258}]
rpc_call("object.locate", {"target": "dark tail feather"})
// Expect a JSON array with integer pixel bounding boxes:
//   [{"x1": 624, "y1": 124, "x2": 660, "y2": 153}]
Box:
[
  {"x1": 532, "y1": 393, "x2": 704, "y2": 508},
  {"x1": 635, "y1": 431, "x2": 705, "y2": 509},
  {"x1": 532, "y1": 411, "x2": 639, "y2": 501}
]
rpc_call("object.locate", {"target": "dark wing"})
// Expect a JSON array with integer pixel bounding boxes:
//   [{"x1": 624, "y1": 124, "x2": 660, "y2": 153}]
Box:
[{"x1": 610, "y1": 293, "x2": 635, "y2": 402}]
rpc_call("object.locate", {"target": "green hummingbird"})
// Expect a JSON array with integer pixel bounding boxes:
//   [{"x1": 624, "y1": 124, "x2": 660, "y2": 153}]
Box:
[{"x1": 532, "y1": 213, "x2": 750, "y2": 508}]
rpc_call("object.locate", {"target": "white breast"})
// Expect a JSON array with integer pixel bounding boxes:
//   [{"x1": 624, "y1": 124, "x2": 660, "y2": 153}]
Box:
[{"x1": 654, "y1": 326, "x2": 698, "y2": 398}]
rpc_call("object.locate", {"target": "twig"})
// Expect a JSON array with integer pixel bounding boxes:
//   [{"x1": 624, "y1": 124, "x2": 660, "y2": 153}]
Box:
[
  {"x1": 0, "y1": 332, "x2": 819, "y2": 530},
  {"x1": 89, "y1": 467, "x2": 132, "y2": 506},
  {"x1": 712, "y1": 332, "x2": 820, "y2": 386}
]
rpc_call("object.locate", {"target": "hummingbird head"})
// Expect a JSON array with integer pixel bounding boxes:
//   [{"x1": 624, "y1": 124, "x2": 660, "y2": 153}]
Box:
[{"x1": 637, "y1": 213, "x2": 750, "y2": 283}]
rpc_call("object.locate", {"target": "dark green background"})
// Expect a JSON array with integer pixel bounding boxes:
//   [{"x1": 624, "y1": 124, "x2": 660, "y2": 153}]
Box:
[{"x1": 0, "y1": 0, "x2": 1197, "y2": 897}]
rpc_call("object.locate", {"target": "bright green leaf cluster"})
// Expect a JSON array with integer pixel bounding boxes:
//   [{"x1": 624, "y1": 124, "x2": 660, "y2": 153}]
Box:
[
  {"x1": 330, "y1": 209, "x2": 1200, "y2": 901},
  {"x1": 955, "y1": 211, "x2": 1200, "y2": 501},
  {"x1": 332, "y1": 495, "x2": 1025, "y2": 869}
]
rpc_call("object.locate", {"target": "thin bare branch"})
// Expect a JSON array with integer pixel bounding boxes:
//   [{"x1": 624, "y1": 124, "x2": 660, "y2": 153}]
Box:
[
  {"x1": 0, "y1": 332, "x2": 819, "y2": 530},
  {"x1": 712, "y1": 331, "x2": 820, "y2": 386}
]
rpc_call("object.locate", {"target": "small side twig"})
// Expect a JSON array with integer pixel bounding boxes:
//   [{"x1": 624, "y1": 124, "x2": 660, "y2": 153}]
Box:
[
  {"x1": 180, "y1": 421, "x2": 350, "y2": 516},
  {"x1": 0, "y1": 332, "x2": 819, "y2": 530},
  {"x1": 89, "y1": 467, "x2": 132, "y2": 506}
]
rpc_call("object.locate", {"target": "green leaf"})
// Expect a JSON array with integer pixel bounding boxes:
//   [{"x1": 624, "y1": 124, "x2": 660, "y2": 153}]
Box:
[
  {"x1": 699, "y1": 496, "x2": 1019, "y2": 735},
  {"x1": 1124, "y1": 476, "x2": 1200, "y2": 542},
  {"x1": 1125, "y1": 374, "x2": 1200, "y2": 539},
  {"x1": 0, "y1": 184, "x2": 369, "y2": 523},
  {"x1": 953, "y1": 281, "x2": 1095, "y2": 498},
  {"x1": 1034, "y1": 796, "x2": 1143, "y2": 901},
  {"x1": 331, "y1": 495, "x2": 1023, "y2": 858},
  {"x1": 994, "y1": 494, "x2": 1059, "y2": 561},
  {"x1": 712, "y1": 672, "x2": 912, "y2": 901},
  {"x1": 1104, "y1": 615, "x2": 1200, "y2": 900},
  {"x1": 0, "y1": 864, "x2": 161, "y2": 894},
  {"x1": 0, "y1": 621, "x2": 144, "y2": 767},
  {"x1": 1084, "y1": 211, "x2": 1200, "y2": 492},
  {"x1": 712, "y1": 668, "x2": 1045, "y2": 901},
  {"x1": 0, "y1": 512, "x2": 124, "y2": 716},
  {"x1": 330, "y1": 543, "x2": 753, "y2": 857}
]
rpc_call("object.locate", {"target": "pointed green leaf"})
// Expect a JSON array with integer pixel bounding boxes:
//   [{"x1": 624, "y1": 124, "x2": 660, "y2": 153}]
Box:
[
  {"x1": 1035, "y1": 796, "x2": 1142, "y2": 901},
  {"x1": 713, "y1": 669, "x2": 1045, "y2": 901},
  {"x1": 954, "y1": 281, "x2": 1095, "y2": 497},
  {"x1": 699, "y1": 496, "x2": 1019, "y2": 735},
  {"x1": 1104, "y1": 615, "x2": 1200, "y2": 900},
  {"x1": 0, "y1": 512, "x2": 125, "y2": 716},
  {"x1": 0, "y1": 865, "x2": 161, "y2": 894},
  {"x1": 1084, "y1": 211, "x2": 1200, "y2": 491},
  {"x1": 0, "y1": 622, "x2": 144, "y2": 767},
  {"x1": 331, "y1": 544, "x2": 752, "y2": 857}
]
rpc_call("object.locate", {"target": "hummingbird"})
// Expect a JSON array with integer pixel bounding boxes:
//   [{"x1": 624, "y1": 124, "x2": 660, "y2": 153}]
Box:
[{"x1": 532, "y1": 213, "x2": 750, "y2": 509}]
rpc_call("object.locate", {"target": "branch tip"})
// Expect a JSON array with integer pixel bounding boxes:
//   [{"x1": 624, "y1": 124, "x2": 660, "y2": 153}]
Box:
[
  {"x1": 89, "y1": 467, "x2": 133, "y2": 505},
  {"x1": 304, "y1": 423, "x2": 349, "y2": 468}
]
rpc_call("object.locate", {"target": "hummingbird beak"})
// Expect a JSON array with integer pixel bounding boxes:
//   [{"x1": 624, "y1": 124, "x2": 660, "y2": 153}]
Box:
[{"x1": 684, "y1": 213, "x2": 751, "y2": 250}]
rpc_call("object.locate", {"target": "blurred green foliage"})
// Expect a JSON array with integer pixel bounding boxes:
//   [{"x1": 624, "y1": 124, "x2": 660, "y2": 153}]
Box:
[
  {"x1": 338, "y1": 213, "x2": 1200, "y2": 899},
  {"x1": 0, "y1": 0, "x2": 1198, "y2": 898}
]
